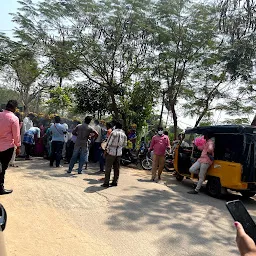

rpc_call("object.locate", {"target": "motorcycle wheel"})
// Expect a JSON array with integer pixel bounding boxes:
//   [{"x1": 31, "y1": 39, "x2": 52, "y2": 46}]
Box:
[
  {"x1": 141, "y1": 158, "x2": 153, "y2": 170},
  {"x1": 164, "y1": 161, "x2": 174, "y2": 172}
]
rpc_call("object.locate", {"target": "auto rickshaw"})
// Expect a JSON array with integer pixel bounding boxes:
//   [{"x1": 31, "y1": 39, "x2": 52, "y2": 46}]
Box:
[{"x1": 173, "y1": 125, "x2": 256, "y2": 198}]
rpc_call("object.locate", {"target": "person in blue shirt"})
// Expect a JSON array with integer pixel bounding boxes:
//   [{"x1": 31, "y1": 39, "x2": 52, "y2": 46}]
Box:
[
  {"x1": 23, "y1": 126, "x2": 41, "y2": 160},
  {"x1": 49, "y1": 116, "x2": 67, "y2": 168}
]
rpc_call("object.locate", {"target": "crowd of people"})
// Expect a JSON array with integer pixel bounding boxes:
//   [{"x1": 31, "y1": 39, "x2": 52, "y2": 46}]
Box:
[{"x1": 0, "y1": 100, "x2": 255, "y2": 255}]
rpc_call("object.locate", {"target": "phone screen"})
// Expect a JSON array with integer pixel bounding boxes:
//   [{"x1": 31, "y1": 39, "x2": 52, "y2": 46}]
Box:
[{"x1": 226, "y1": 200, "x2": 256, "y2": 243}]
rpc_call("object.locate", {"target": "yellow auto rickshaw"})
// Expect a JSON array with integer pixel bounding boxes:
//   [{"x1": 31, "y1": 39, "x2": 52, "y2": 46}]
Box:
[{"x1": 173, "y1": 125, "x2": 256, "y2": 198}]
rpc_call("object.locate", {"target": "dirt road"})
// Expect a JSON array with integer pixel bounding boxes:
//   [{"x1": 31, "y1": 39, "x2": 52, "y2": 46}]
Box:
[{"x1": 1, "y1": 159, "x2": 256, "y2": 256}]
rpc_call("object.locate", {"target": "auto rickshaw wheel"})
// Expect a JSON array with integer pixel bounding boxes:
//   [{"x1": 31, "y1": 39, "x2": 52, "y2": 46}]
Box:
[
  {"x1": 241, "y1": 191, "x2": 255, "y2": 198},
  {"x1": 206, "y1": 177, "x2": 222, "y2": 198},
  {"x1": 176, "y1": 174, "x2": 184, "y2": 182}
]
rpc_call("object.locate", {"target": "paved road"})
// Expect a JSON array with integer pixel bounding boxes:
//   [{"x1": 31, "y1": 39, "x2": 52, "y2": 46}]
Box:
[{"x1": 1, "y1": 159, "x2": 256, "y2": 256}]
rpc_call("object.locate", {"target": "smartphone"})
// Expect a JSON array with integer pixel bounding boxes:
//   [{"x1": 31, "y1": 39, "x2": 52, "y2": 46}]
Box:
[{"x1": 226, "y1": 200, "x2": 256, "y2": 243}]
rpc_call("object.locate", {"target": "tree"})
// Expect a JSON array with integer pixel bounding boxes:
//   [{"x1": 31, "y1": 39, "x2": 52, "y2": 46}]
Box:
[
  {"x1": 182, "y1": 43, "x2": 231, "y2": 127},
  {"x1": 153, "y1": 1, "x2": 219, "y2": 138},
  {"x1": 74, "y1": 83, "x2": 111, "y2": 118},
  {"x1": 0, "y1": 33, "x2": 53, "y2": 113},
  {"x1": 11, "y1": 0, "x2": 155, "y2": 119},
  {"x1": 0, "y1": 88, "x2": 20, "y2": 108},
  {"x1": 46, "y1": 86, "x2": 72, "y2": 115}
]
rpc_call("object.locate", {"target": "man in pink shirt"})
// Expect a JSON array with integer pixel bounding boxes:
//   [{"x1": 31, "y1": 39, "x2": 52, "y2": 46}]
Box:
[
  {"x1": 0, "y1": 100, "x2": 21, "y2": 194},
  {"x1": 149, "y1": 127, "x2": 171, "y2": 181},
  {"x1": 188, "y1": 131, "x2": 214, "y2": 194}
]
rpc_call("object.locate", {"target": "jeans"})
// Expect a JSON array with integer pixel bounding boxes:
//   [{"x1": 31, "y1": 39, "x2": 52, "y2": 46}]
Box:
[
  {"x1": 104, "y1": 154, "x2": 121, "y2": 185},
  {"x1": 99, "y1": 148, "x2": 105, "y2": 171},
  {"x1": 50, "y1": 141, "x2": 64, "y2": 167},
  {"x1": 69, "y1": 147, "x2": 88, "y2": 173},
  {"x1": 0, "y1": 147, "x2": 14, "y2": 184},
  {"x1": 189, "y1": 161, "x2": 210, "y2": 192}
]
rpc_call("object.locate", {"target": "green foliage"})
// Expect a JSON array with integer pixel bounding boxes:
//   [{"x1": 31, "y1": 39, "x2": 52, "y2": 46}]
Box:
[
  {"x1": 0, "y1": 0, "x2": 255, "y2": 128},
  {"x1": 0, "y1": 88, "x2": 20, "y2": 107},
  {"x1": 46, "y1": 87, "x2": 72, "y2": 114},
  {"x1": 74, "y1": 84, "x2": 111, "y2": 117},
  {"x1": 223, "y1": 118, "x2": 250, "y2": 125}
]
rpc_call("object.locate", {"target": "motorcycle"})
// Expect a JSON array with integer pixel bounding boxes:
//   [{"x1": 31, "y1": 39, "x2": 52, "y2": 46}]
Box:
[
  {"x1": 120, "y1": 147, "x2": 153, "y2": 170},
  {"x1": 164, "y1": 153, "x2": 174, "y2": 171}
]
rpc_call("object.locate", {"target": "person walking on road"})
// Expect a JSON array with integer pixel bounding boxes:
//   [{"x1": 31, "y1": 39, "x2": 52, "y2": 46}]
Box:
[
  {"x1": 0, "y1": 100, "x2": 21, "y2": 194},
  {"x1": 50, "y1": 116, "x2": 67, "y2": 168},
  {"x1": 149, "y1": 127, "x2": 171, "y2": 181},
  {"x1": 187, "y1": 131, "x2": 214, "y2": 194},
  {"x1": 101, "y1": 121, "x2": 127, "y2": 187},
  {"x1": 68, "y1": 116, "x2": 98, "y2": 174}
]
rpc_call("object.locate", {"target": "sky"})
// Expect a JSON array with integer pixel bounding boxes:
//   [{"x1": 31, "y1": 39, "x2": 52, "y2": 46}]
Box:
[
  {"x1": 0, "y1": 0, "x2": 20, "y2": 37},
  {"x1": 0, "y1": 0, "x2": 254, "y2": 129}
]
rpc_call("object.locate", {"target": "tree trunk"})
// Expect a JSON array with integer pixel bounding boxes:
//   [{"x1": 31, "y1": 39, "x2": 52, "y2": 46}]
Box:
[
  {"x1": 59, "y1": 77, "x2": 63, "y2": 87},
  {"x1": 165, "y1": 111, "x2": 169, "y2": 127},
  {"x1": 194, "y1": 108, "x2": 208, "y2": 127},
  {"x1": 159, "y1": 91, "x2": 165, "y2": 127},
  {"x1": 110, "y1": 93, "x2": 119, "y2": 119},
  {"x1": 251, "y1": 114, "x2": 256, "y2": 126},
  {"x1": 171, "y1": 104, "x2": 178, "y2": 139}
]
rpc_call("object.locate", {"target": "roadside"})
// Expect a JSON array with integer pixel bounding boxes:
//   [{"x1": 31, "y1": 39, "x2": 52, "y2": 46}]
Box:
[{"x1": 1, "y1": 159, "x2": 255, "y2": 256}]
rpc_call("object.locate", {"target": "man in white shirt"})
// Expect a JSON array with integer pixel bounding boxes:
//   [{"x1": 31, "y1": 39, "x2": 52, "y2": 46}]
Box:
[
  {"x1": 102, "y1": 121, "x2": 127, "y2": 187},
  {"x1": 20, "y1": 113, "x2": 34, "y2": 156}
]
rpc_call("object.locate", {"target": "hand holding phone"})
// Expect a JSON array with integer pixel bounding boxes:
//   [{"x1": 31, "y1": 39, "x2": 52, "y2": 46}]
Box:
[
  {"x1": 226, "y1": 200, "x2": 256, "y2": 244},
  {"x1": 235, "y1": 221, "x2": 256, "y2": 256}
]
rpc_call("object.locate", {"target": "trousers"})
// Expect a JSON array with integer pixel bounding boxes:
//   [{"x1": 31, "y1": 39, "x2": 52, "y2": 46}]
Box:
[
  {"x1": 0, "y1": 148, "x2": 14, "y2": 184},
  {"x1": 189, "y1": 161, "x2": 210, "y2": 192},
  {"x1": 151, "y1": 154, "x2": 165, "y2": 180},
  {"x1": 50, "y1": 141, "x2": 64, "y2": 167},
  {"x1": 104, "y1": 154, "x2": 121, "y2": 184}
]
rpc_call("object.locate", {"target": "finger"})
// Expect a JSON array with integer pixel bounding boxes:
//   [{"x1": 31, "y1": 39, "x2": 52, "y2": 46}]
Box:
[{"x1": 235, "y1": 222, "x2": 245, "y2": 237}]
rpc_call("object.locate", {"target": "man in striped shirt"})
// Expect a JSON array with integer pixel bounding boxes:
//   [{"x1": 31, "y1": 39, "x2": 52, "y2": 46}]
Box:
[{"x1": 102, "y1": 121, "x2": 127, "y2": 187}]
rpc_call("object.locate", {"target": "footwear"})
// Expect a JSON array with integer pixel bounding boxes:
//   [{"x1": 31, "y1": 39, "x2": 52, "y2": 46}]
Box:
[
  {"x1": 0, "y1": 185, "x2": 13, "y2": 195},
  {"x1": 111, "y1": 183, "x2": 118, "y2": 186},
  {"x1": 158, "y1": 176, "x2": 161, "y2": 180},
  {"x1": 187, "y1": 190, "x2": 198, "y2": 194},
  {"x1": 67, "y1": 170, "x2": 72, "y2": 174},
  {"x1": 56, "y1": 165, "x2": 63, "y2": 168},
  {"x1": 78, "y1": 172, "x2": 82, "y2": 174},
  {"x1": 101, "y1": 183, "x2": 109, "y2": 188}
]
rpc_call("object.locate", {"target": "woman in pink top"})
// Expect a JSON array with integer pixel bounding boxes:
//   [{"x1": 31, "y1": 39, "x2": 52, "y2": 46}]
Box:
[{"x1": 188, "y1": 131, "x2": 214, "y2": 194}]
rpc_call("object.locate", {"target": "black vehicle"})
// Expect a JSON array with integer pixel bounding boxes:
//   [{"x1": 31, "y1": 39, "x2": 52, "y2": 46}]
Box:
[
  {"x1": 173, "y1": 125, "x2": 256, "y2": 198},
  {"x1": 121, "y1": 148, "x2": 153, "y2": 170}
]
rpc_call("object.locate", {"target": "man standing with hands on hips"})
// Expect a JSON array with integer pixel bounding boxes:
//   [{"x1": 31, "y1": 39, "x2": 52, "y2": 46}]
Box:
[
  {"x1": 0, "y1": 100, "x2": 21, "y2": 194},
  {"x1": 148, "y1": 127, "x2": 171, "y2": 182}
]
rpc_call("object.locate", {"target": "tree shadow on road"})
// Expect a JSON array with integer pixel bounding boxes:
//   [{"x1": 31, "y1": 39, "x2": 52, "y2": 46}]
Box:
[{"x1": 105, "y1": 185, "x2": 247, "y2": 256}]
